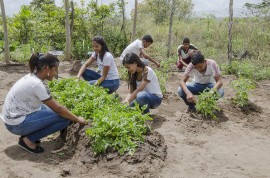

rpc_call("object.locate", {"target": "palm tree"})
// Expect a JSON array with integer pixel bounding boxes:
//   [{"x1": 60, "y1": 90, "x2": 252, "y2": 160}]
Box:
[{"x1": 0, "y1": 0, "x2": 10, "y2": 64}]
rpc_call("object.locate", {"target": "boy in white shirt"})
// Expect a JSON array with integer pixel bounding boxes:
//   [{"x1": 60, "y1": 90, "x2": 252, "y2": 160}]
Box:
[
  {"x1": 178, "y1": 51, "x2": 224, "y2": 113},
  {"x1": 120, "y1": 35, "x2": 160, "y2": 67}
]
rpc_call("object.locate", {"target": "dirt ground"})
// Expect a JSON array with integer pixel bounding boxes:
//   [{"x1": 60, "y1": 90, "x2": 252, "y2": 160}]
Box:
[{"x1": 0, "y1": 62, "x2": 270, "y2": 178}]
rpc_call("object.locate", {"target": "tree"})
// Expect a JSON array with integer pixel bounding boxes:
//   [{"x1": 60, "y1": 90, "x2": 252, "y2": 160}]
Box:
[
  {"x1": 65, "y1": 0, "x2": 71, "y2": 60},
  {"x1": 167, "y1": 0, "x2": 175, "y2": 58},
  {"x1": 228, "y1": 0, "x2": 233, "y2": 65},
  {"x1": 12, "y1": 5, "x2": 33, "y2": 44},
  {"x1": 0, "y1": 0, "x2": 10, "y2": 63},
  {"x1": 30, "y1": 0, "x2": 55, "y2": 10},
  {"x1": 138, "y1": 0, "x2": 194, "y2": 23},
  {"x1": 131, "y1": 0, "x2": 138, "y2": 41},
  {"x1": 244, "y1": 0, "x2": 270, "y2": 17}
]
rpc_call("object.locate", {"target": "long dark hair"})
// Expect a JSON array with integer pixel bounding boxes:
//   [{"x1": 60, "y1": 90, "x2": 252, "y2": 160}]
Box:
[
  {"x1": 122, "y1": 53, "x2": 145, "y2": 92},
  {"x1": 29, "y1": 53, "x2": 59, "y2": 73},
  {"x1": 93, "y1": 36, "x2": 109, "y2": 62}
]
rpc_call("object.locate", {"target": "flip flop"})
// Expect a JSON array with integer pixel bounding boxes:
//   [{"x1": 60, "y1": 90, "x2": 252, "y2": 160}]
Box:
[{"x1": 18, "y1": 137, "x2": 44, "y2": 154}]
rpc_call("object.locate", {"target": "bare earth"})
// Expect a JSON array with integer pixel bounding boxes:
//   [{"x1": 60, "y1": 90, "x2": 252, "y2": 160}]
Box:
[{"x1": 0, "y1": 62, "x2": 270, "y2": 178}]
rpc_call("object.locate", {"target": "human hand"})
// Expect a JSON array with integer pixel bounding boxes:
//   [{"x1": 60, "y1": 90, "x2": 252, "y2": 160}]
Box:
[
  {"x1": 187, "y1": 93, "x2": 196, "y2": 103},
  {"x1": 156, "y1": 61, "x2": 160, "y2": 68},
  {"x1": 94, "y1": 80, "x2": 101, "y2": 86},
  {"x1": 77, "y1": 117, "x2": 87, "y2": 125},
  {"x1": 209, "y1": 88, "x2": 217, "y2": 94},
  {"x1": 76, "y1": 76, "x2": 81, "y2": 82},
  {"x1": 122, "y1": 99, "x2": 129, "y2": 104}
]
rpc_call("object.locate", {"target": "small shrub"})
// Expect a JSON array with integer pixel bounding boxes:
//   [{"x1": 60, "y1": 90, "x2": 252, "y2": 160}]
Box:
[
  {"x1": 196, "y1": 89, "x2": 221, "y2": 119},
  {"x1": 231, "y1": 78, "x2": 256, "y2": 107}
]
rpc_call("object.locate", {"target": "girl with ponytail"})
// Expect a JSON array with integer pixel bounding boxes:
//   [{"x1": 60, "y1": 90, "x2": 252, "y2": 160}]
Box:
[{"x1": 0, "y1": 53, "x2": 86, "y2": 153}]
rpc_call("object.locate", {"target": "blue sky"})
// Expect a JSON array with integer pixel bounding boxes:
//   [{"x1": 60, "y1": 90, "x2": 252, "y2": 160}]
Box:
[{"x1": 3, "y1": 0, "x2": 259, "y2": 17}]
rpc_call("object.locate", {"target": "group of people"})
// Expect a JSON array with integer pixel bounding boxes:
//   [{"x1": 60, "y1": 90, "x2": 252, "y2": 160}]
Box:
[{"x1": 0, "y1": 35, "x2": 224, "y2": 153}]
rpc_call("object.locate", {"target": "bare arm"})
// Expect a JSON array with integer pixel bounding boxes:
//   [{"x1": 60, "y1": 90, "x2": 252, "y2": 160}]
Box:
[
  {"x1": 213, "y1": 75, "x2": 223, "y2": 90},
  {"x1": 140, "y1": 49, "x2": 160, "y2": 67},
  {"x1": 44, "y1": 99, "x2": 86, "y2": 124},
  {"x1": 76, "y1": 57, "x2": 96, "y2": 79},
  {"x1": 179, "y1": 75, "x2": 196, "y2": 103}
]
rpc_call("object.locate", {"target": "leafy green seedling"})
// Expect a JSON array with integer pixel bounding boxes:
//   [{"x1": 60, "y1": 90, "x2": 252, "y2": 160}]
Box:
[
  {"x1": 231, "y1": 78, "x2": 256, "y2": 107},
  {"x1": 196, "y1": 89, "x2": 221, "y2": 119}
]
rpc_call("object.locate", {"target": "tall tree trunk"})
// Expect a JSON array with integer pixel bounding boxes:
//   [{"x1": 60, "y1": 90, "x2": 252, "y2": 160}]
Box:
[
  {"x1": 228, "y1": 0, "x2": 233, "y2": 65},
  {"x1": 167, "y1": 0, "x2": 175, "y2": 58},
  {"x1": 131, "y1": 0, "x2": 138, "y2": 42},
  {"x1": 0, "y1": 0, "x2": 10, "y2": 64},
  {"x1": 65, "y1": 0, "x2": 71, "y2": 61},
  {"x1": 121, "y1": 0, "x2": 126, "y2": 33},
  {"x1": 113, "y1": 0, "x2": 126, "y2": 53},
  {"x1": 70, "y1": 1, "x2": 74, "y2": 38}
]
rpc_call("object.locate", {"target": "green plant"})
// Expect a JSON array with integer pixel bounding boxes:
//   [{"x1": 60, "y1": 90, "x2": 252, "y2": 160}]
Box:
[
  {"x1": 48, "y1": 78, "x2": 152, "y2": 155},
  {"x1": 118, "y1": 65, "x2": 129, "y2": 81},
  {"x1": 195, "y1": 89, "x2": 221, "y2": 119},
  {"x1": 231, "y1": 78, "x2": 256, "y2": 107}
]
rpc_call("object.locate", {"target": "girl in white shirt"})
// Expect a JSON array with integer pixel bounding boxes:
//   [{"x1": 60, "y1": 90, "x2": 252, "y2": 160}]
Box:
[
  {"x1": 0, "y1": 53, "x2": 86, "y2": 153},
  {"x1": 122, "y1": 53, "x2": 163, "y2": 114},
  {"x1": 77, "y1": 36, "x2": 120, "y2": 93}
]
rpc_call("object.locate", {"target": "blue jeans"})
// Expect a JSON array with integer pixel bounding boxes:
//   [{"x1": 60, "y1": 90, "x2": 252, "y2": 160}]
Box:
[
  {"x1": 5, "y1": 105, "x2": 70, "y2": 143},
  {"x1": 129, "y1": 91, "x2": 162, "y2": 114},
  {"x1": 82, "y1": 69, "x2": 120, "y2": 93},
  {"x1": 178, "y1": 82, "x2": 224, "y2": 109}
]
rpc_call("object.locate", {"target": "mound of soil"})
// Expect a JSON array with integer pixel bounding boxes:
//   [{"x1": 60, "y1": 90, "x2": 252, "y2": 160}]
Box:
[{"x1": 58, "y1": 123, "x2": 167, "y2": 178}]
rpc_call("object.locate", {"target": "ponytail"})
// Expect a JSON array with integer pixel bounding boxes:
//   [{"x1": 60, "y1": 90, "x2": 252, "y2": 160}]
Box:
[
  {"x1": 28, "y1": 52, "x2": 59, "y2": 73},
  {"x1": 29, "y1": 53, "x2": 40, "y2": 73}
]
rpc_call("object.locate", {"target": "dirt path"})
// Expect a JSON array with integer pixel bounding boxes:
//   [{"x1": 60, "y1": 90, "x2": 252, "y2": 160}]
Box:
[{"x1": 0, "y1": 63, "x2": 270, "y2": 178}]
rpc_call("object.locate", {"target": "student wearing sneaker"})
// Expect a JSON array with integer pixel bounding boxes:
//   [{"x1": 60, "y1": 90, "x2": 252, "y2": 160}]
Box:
[
  {"x1": 122, "y1": 53, "x2": 163, "y2": 114},
  {"x1": 177, "y1": 37, "x2": 198, "y2": 71},
  {"x1": 0, "y1": 53, "x2": 86, "y2": 153},
  {"x1": 178, "y1": 51, "x2": 224, "y2": 113},
  {"x1": 77, "y1": 36, "x2": 120, "y2": 94},
  {"x1": 120, "y1": 35, "x2": 160, "y2": 67}
]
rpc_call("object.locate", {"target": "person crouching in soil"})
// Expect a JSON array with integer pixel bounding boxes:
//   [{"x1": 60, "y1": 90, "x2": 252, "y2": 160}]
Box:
[
  {"x1": 122, "y1": 53, "x2": 163, "y2": 114},
  {"x1": 76, "y1": 36, "x2": 120, "y2": 94},
  {"x1": 176, "y1": 37, "x2": 198, "y2": 71},
  {"x1": 0, "y1": 53, "x2": 86, "y2": 153},
  {"x1": 178, "y1": 51, "x2": 224, "y2": 113}
]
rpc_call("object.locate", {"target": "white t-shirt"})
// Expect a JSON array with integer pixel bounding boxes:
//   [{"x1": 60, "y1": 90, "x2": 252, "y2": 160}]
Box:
[
  {"x1": 177, "y1": 44, "x2": 197, "y2": 59},
  {"x1": 184, "y1": 59, "x2": 220, "y2": 84},
  {"x1": 136, "y1": 67, "x2": 163, "y2": 98},
  {"x1": 0, "y1": 74, "x2": 51, "y2": 125},
  {"x1": 91, "y1": 52, "x2": 119, "y2": 80},
  {"x1": 120, "y1": 39, "x2": 144, "y2": 62}
]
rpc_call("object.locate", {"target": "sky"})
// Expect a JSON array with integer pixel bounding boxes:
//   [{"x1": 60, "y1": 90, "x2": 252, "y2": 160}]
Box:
[{"x1": 2, "y1": 0, "x2": 259, "y2": 17}]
